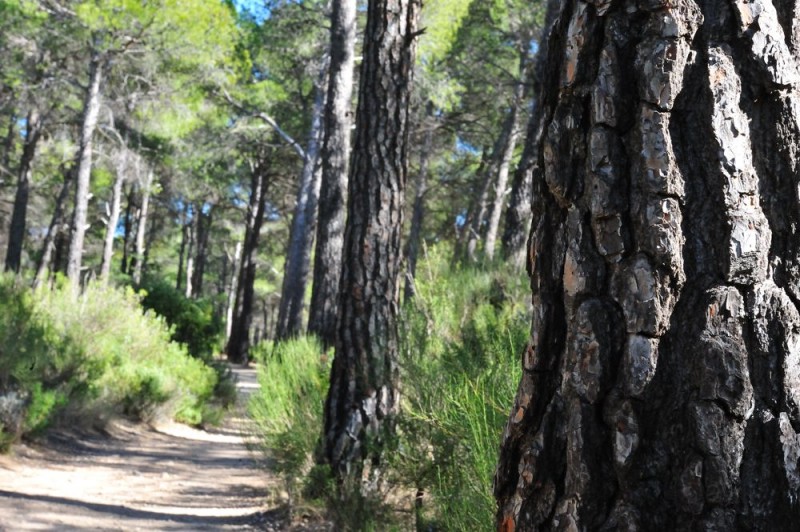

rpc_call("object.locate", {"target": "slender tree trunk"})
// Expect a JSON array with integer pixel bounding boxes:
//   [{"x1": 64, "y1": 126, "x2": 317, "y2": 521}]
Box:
[
  {"x1": 495, "y1": 2, "x2": 800, "y2": 529},
  {"x1": 133, "y1": 168, "x2": 152, "y2": 285},
  {"x1": 501, "y1": 0, "x2": 559, "y2": 269},
  {"x1": 120, "y1": 185, "x2": 134, "y2": 275},
  {"x1": 5, "y1": 109, "x2": 43, "y2": 273},
  {"x1": 191, "y1": 203, "x2": 212, "y2": 298},
  {"x1": 1, "y1": 113, "x2": 14, "y2": 176},
  {"x1": 184, "y1": 212, "x2": 195, "y2": 299},
  {"x1": 276, "y1": 66, "x2": 328, "y2": 340},
  {"x1": 226, "y1": 241, "x2": 242, "y2": 342},
  {"x1": 99, "y1": 153, "x2": 126, "y2": 283},
  {"x1": 323, "y1": 0, "x2": 420, "y2": 487},
  {"x1": 67, "y1": 52, "x2": 103, "y2": 293},
  {"x1": 464, "y1": 132, "x2": 505, "y2": 262},
  {"x1": 403, "y1": 100, "x2": 434, "y2": 300},
  {"x1": 32, "y1": 167, "x2": 73, "y2": 289},
  {"x1": 176, "y1": 201, "x2": 190, "y2": 291},
  {"x1": 227, "y1": 164, "x2": 268, "y2": 364},
  {"x1": 308, "y1": 0, "x2": 358, "y2": 346},
  {"x1": 483, "y1": 54, "x2": 528, "y2": 261}
]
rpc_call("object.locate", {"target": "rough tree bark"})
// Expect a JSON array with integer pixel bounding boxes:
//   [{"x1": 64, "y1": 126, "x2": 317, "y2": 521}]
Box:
[
  {"x1": 495, "y1": 1, "x2": 800, "y2": 529},
  {"x1": 403, "y1": 100, "x2": 434, "y2": 300},
  {"x1": 484, "y1": 53, "x2": 528, "y2": 261},
  {"x1": 99, "y1": 151, "x2": 126, "y2": 283},
  {"x1": 5, "y1": 108, "x2": 43, "y2": 273},
  {"x1": 322, "y1": 0, "x2": 420, "y2": 485},
  {"x1": 66, "y1": 52, "x2": 103, "y2": 293},
  {"x1": 275, "y1": 66, "x2": 328, "y2": 340},
  {"x1": 226, "y1": 161, "x2": 268, "y2": 364},
  {"x1": 308, "y1": 0, "x2": 358, "y2": 347}
]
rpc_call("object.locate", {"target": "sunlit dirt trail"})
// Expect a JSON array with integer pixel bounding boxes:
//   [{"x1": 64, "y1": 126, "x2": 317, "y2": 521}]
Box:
[{"x1": 0, "y1": 365, "x2": 283, "y2": 531}]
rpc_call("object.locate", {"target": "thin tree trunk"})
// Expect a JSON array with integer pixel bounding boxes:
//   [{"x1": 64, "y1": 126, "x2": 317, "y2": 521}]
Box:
[
  {"x1": 120, "y1": 185, "x2": 134, "y2": 275},
  {"x1": 225, "y1": 241, "x2": 242, "y2": 342},
  {"x1": 404, "y1": 100, "x2": 434, "y2": 300},
  {"x1": 99, "y1": 152, "x2": 126, "y2": 283},
  {"x1": 323, "y1": 0, "x2": 420, "y2": 487},
  {"x1": 501, "y1": 0, "x2": 559, "y2": 269},
  {"x1": 308, "y1": 0, "x2": 358, "y2": 347},
  {"x1": 464, "y1": 132, "x2": 505, "y2": 262},
  {"x1": 483, "y1": 54, "x2": 528, "y2": 261},
  {"x1": 133, "y1": 168, "x2": 152, "y2": 285},
  {"x1": 495, "y1": 2, "x2": 800, "y2": 528},
  {"x1": 276, "y1": 65, "x2": 328, "y2": 340},
  {"x1": 227, "y1": 163, "x2": 268, "y2": 364},
  {"x1": 184, "y1": 211, "x2": 195, "y2": 299},
  {"x1": 191, "y1": 202, "x2": 212, "y2": 298},
  {"x1": 67, "y1": 51, "x2": 103, "y2": 293},
  {"x1": 176, "y1": 201, "x2": 190, "y2": 291},
  {"x1": 5, "y1": 109, "x2": 43, "y2": 273},
  {"x1": 32, "y1": 167, "x2": 73, "y2": 289}
]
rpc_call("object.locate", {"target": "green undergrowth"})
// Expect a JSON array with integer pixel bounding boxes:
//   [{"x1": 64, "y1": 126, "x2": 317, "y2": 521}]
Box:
[
  {"x1": 248, "y1": 245, "x2": 529, "y2": 530},
  {"x1": 248, "y1": 336, "x2": 331, "y2": 510},
  {"x1": 0, "y1": 275, "x2": 233, "y2": 450}
]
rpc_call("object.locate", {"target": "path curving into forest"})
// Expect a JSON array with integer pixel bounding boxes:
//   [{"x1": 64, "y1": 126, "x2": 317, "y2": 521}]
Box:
[{"x1": 0, "y1": 365, "x2": 285, "y2": 531}]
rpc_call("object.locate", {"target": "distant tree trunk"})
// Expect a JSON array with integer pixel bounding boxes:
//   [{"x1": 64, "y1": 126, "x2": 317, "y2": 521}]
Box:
[
  {"x1": 33, "y1": 167, "x2": 73, "y2": 289},
  {"x1": 501, "y1": 0, "x2": 559, "y2": 269},
  {"x1": 276, "y1": 68, "x2": 327, "y2": 340},
  {"x1": 67, "y1": 52, "x2": 103, "y2": 293},
  {"x1": 483, "y1": 54, "x2": 528, "y2": 261},
  {"x1": 191, "y1": 202, "x2": 212, "y2": 298},
  {"x1": 5, "y1": 109, "x2": 43, "y2": 273},
  {"x1": 227, "y1": 162, "x2": 269, "y2": 364},
  {"x1": 132, "y1": 169, "x2": 152, "y2": 285},
  {"x1": 495, "y1": 2, "x2": 800, "y2": 529},
  {"x1": 225, "y1": 241, "x2": 242, "y2": 342},
  {"x1": 121, "y1": 185, "x2": 134, "y2": 275},
  {"x1": 176, "y1": 201, "x2": 190, "y2": 291},
  {"x1": 99, "y1": 153, "x2": 126, "y2": 283},
  {"x1": 1, "y1": 113, "x2": 14, "y2": 174},
  {"x1": 323, "y1": 0, "x2": 420, "y2": 486},
  {"x1": 403, "y1": 100, "x2": 434, "y2": 300},
  {"x1": 184, "y1": 212, "x2": 195, "y2": 299},
  {"x1": 462, "y1": 145, "x2": 494, "y2": 262},
  {"x1": 308, "y1": 0, "x2": 358, "y2": 347}
]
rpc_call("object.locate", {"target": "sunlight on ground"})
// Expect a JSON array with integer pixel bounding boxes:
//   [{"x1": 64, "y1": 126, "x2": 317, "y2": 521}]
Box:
[{"x1": 154, "y1": 422, "x2": 245, "y2": 444}]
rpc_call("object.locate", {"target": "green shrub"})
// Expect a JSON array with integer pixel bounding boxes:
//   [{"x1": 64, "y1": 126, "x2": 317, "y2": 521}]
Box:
[
  {"x1": 396, "y1": 245, "x2": 528, "y2": 531},
  {"x1": 249, "y1": 336, "x2": 330, "y2": 505},
  {"x1": 0, "y1": 274, "x2": 227, "y2": 448},
  {"x1": 136, "y1": 276, "x2": 222, "y2": 360}
]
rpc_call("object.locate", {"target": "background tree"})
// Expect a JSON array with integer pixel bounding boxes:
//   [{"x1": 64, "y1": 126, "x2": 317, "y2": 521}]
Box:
[{"x1": 495, "y1": 1, "x2": 800, "y2": 528}]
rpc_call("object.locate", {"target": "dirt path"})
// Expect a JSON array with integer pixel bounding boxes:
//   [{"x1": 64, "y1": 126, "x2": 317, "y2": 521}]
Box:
[{"x1": 0, "y1": 365, "x2": 285, "y2": 531}]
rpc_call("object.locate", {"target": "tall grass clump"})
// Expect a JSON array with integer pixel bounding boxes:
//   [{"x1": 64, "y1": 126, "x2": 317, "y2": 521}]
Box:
[
  {"x1": 396, "y1": 245, "x2": 529, "y2": 530},
  {"x1": 0, "y1": 274, "x2": 228, "y2": 449},
  {"x1": 249, "y1": 336, "x2": 331, "y2": 506}
]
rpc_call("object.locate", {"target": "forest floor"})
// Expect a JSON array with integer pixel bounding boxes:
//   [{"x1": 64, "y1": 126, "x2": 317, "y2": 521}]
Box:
[{"x1": 0, "y1": 364, "x2": 327, "y2": 531}]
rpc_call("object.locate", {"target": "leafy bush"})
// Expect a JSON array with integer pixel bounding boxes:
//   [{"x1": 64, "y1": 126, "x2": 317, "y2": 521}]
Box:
[
  {"x1": 249, "y1": 336, "x2": 330, "y2": 506},
  {"x1": 136, "y1": 276, "x2": 222, "y2": 360},
  {"x1": 0, "y1": 274, "x2": 227, "y2": 448}
]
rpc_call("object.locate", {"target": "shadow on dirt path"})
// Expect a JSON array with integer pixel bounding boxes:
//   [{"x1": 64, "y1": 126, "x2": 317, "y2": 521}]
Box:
[{"x1": 0, "y1": 364, "x2": 283, "y2": 531}]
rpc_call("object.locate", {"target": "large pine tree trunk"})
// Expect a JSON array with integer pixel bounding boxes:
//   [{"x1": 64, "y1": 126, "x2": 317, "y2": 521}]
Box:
[
  {"x1": 495, "y1": 1, "x2": 800, "y2": 528},
  {"x1": 322, "y1": 0, "x2": 420, "y2": 486},
  {"x1": 226, "y1": 163, "x2": 268, "y2": 364},
  {"x1": 67, "y1": 52, "x2": 103, "y2": 293},
  {"x1": 5, "y1": 109, "x2": 42, "y2": 273},
  {"x1": 308, "y1": 0, "x2": 358, "y2": 347},
  {"x1": 276, "y1": 69, "x2": 327, "y2": 340}
]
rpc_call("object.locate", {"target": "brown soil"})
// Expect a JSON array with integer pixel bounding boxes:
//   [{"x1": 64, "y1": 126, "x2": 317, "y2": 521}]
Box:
[{"x1": 0, "y1": 364, "x2": 301, "y2": 531}]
